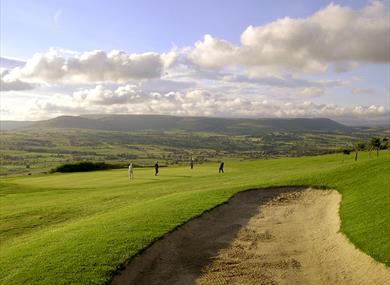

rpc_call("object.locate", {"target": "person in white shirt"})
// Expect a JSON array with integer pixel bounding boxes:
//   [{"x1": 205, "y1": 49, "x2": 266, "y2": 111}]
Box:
[{"x1": 128, "y1": 163, "x2": 134, "y2": 180}]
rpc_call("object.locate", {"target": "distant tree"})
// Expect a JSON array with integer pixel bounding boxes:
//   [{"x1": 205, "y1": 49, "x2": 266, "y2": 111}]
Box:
[
  {"x1": 343, "y1": 149, "x2": 351, "y2": 155},
  {"x1": 370, "y1": 137, "x2": 381, "y2": 157},
  {"x1": 354, "y1": 142, "x2": 365, "y2": 161},
  {"x1": 381, "y1": 137, "x2": 388, "y2": 150},
  {"x1": 357, "y1": 142, "x2": 366, "y2": 150}
]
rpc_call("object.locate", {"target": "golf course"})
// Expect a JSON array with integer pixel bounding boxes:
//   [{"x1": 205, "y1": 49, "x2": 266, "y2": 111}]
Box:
[{"x1": 0, "y1": 151, "x2": 389, "y2": 284}]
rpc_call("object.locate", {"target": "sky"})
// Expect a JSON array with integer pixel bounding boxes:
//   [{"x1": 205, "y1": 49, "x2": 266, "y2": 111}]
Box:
[{"x1": 0, "y1": 0, "x2": 389, "y2": 125}]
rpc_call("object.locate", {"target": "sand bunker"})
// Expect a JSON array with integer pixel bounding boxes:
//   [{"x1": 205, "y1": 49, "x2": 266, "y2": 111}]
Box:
[{"x1": 111, "y1": 188, "x2": 390, "y2": 285}]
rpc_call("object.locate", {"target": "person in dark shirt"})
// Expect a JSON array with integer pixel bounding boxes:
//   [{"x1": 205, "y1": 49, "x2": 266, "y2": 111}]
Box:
[
  {"x1": 219, "y1": 161, "x2": 224, "y2": 173},
  {"x1": 190, "y1": 157, "x2": 194, "y2": 169},
  {"x1": 154, "y1": 161, "x2": 159, "y2": 176}
]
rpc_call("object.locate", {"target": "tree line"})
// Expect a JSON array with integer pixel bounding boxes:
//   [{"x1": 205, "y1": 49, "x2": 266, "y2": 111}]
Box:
[{"x1": 343, "y1": 137, "x2": 388, "y2": 161}]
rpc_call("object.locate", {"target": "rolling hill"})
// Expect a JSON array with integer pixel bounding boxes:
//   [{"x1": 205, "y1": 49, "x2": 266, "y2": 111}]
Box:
[{"x1": 1, "y1": 114, "x2": 352, "y2": 134}]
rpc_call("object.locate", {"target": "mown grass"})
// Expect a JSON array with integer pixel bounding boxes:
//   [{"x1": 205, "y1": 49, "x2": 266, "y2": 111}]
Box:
[{"x1": 0, "y1": 152, "x2": 389, "y2": 284}]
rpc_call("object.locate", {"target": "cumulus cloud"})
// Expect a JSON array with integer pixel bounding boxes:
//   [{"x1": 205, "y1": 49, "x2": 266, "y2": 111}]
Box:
[
  {"x1": 25, "y1": 83, "x2": 388, "y2": 125},
  {"x1": 2, "y1": 1, "x2": 388, "y2": 123},
  {"x1": 190, "y1": 35, "x2": 239, "y2": 69},
  {"x1": 352, "y1": 104, "x2": 386, "y2": 115},
  {"x1": 299, "y1": 87, "x2": 325, "y2": 97},
  {"x1": 190, "y1": 1, "x2": 390, "y2": 72},
  {"x1": 272, "y1": 101, "x2": 388, "y2": 122},
  {"x1": 0, "y1": 69, "x2": 34, "y2": 91},
  {"x1": 139, "y1": 79, "x2": 196, "y2": 93},
  {"x1": 3, "y1": 1, "x2": 388, "y2": 91},
  {"x1": 7, "y1": 49, "x2": 167, "y2": 85},
  {"x1": 73, "y1": 84, "x2": 149, "y2": 105}
]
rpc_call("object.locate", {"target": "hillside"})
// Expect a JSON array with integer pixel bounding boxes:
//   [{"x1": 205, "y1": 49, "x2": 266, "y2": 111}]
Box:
[
  {"x1": 2, "y1": 115, "x2": 352, "y2": 133},
  {"x1": 1, "y1": 153, "x2": 389, "y2": 284}
]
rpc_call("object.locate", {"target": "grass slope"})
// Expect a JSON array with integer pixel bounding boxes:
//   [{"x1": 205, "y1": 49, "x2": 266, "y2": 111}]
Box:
[{"x1": 0, "y1": 152, "x2": 389, "y2": 284}]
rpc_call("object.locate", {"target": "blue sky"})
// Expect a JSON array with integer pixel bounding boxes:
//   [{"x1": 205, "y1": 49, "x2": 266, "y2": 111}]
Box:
[
  {"x1": 0, "y1": 0, "x2": 389, "y2": 125},
  {"x1": 1, "y1": 0, "x2": 370, "y2": 58}
]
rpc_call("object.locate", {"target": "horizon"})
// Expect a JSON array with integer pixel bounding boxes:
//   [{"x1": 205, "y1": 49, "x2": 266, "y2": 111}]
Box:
[
  {"x1": 1, "y1": 113, "x2": 388, "y2": 128},
  {"x1": 1, "y1": 0, "x2": 389, "y2": 125}
]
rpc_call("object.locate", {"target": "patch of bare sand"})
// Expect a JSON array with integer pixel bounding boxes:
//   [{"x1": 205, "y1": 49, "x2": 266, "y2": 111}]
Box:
[{"x1": 111, "y1": 188, "x2": 390, "y2": 285}]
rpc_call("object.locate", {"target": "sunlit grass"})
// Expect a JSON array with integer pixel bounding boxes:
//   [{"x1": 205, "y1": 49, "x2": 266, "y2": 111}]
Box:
[{"x1": 1, "y1": 151, "x2": 389, "y2": 284}]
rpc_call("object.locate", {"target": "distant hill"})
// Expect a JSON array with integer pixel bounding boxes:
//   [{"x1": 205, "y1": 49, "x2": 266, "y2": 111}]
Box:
[{"x1": 1, "y1": 114, "x2": 353, "y2": 134}]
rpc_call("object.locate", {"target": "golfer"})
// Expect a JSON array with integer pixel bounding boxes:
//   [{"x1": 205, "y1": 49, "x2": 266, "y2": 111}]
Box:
[
  {"x1": 128, "y1": 163, "x2": 134, "y2": 180},
  {"x1": 219, "y1": 161, "x2": 224, "y2": 173},
  {"x1": 154, "y1": 161, "x2": 159, "y2": 176},
  {"x1": 190, "y1": 157, "x2": 194, "y2": 169}
]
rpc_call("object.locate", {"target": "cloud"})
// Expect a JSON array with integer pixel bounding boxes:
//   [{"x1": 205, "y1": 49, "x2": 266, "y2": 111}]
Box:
[
  {"x1": 26, "y1": 83, "x2": 388, "y2": 125},
  {"x1": 73, "y1": 84, "x2": 148, "y2": 105},
  {"x1": 2, "y1": 2, "x2": 388, "y2": 123},
  {"x1": 351, "y1": 87, "x2": 376, "y2": 95},
  {"x1": 189, "y1": 35, "x2": 239, "y2": 69},
  {"x1": 220, "y1": 73, "x2": 346, "y2": 89},
  {"x1": 298, "y1": 87, "x2": 325, "y2": 97},
  {"x1": 139, "y1": 79, "x2": 196, "y2": 93},
  {"x1": 190, "y1": 1, "x2": 390, "y2": 72},
  {"x1": 271, "y1": 101, "x2": 388, "y2": 122},
  {"x1": 0, "y1": 69, "x2": 34, "y2": 91},
  {"x1": 352, "y1": 104, "x2": 385, "y2": 115},
  {"x1": 4, "y1": 1, "x2": 388, "y2": 92},
  {"x1": 8, "y1": 49, "x2": 167, "y2": 84}
]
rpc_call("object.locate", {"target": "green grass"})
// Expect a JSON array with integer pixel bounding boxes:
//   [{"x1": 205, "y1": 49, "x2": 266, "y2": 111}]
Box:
[{"x1": 0, "y1": 152, "x2": 389, "y2": 284}]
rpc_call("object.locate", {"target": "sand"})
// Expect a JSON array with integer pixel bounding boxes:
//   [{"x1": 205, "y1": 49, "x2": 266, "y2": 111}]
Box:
[{"x1": 111, "y1": 188, "x2": 390, "y2": 285}]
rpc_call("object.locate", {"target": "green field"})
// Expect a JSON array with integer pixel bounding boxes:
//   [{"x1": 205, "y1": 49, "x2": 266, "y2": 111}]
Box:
[
  {"x1": 2, "y1": 127, "x2": 387, "y2": 175},
  {"x1": 0, "y1": 152, "x2": 389, "y2": 284}
]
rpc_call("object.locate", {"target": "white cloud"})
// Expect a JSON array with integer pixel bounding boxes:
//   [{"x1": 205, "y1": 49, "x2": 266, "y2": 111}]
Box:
[
  {"x1": 3, "y1": 1, "x2": 388, "y2": 92},
  {"x1": 23, "y1": 84, "x2": 388, "y2": 124},
  {"x1": 220, "y1": 73, "x2": 347, "y2": 89},
  {"x1": 351, "y1": 87, "x2": 376, "y2": 95},
  {"x1": 1, "y1": 2, "x2": 388, "y2": 124},
  {"x1": 190, "y1": 1, "x2": 390, "y2": 72},
  {"x1": 73, "y1": 84, "x2": 148, "y2": 105},
  {"x1": 190, "y1": 35, "x2": 239, "y2": 69},
  {"x1": 352, "y1": 104, "x2": 385, "y2": 115},
  {"x1": 299, "y1": 87, "x2": 325, "y2": 97},
  {"x1": 0, "y1": 69, "x2": 34, "y2": 91},
  {"x1": 7, "y1": 49, "x2": 166, "y2": 85},
  {"x1": 139, "y1": 78, "x2": 196, "y2": 93}
]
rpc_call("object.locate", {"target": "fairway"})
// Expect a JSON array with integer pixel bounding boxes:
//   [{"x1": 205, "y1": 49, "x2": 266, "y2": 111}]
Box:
[{"x1": 1, "y1": 152, "x2": 389, "y2": 284}]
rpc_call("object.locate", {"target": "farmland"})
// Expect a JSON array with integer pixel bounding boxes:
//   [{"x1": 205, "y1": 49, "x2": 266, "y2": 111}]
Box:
[{"x1": 1, "y1": 126, "x2": 387, "y2": 175}]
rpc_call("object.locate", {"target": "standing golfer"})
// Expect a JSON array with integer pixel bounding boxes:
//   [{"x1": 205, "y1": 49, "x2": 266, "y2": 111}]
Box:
[
  {"x1": 154, "y1": 161, "x2": 159, "y2": 176},
  {"x1": 219, "y1": 161, "x2": 224, "y2": 173},
  {"x1": 128, "y1": 163, "x2": 134, "y2": 180},
  {"x1": 190, "y1": 157, "x2": 194, "y2": 169}
]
